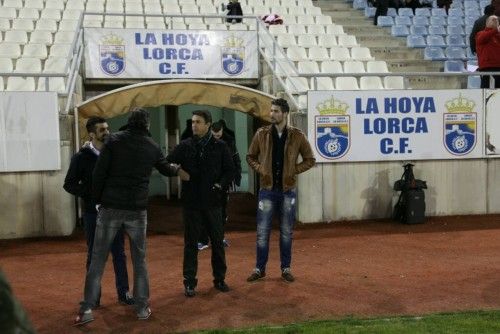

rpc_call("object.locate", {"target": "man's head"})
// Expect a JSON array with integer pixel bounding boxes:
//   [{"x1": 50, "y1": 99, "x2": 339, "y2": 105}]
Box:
[
  {"x1": 485, "y1": 4, "x2": 495, "y2": 15},
  {"x1": 211, "y1": 121, "x2": 223, "y2": 139},
  {"x1": 270, "y1": 98, "x2": 289, "y2": 127},
  {"x1": 127, "y1": 107, "x2": 150, "y2": 130},
  {"x1": 191, "y1": 110, "x2": 212, "y2": 137},
  {"x1": 86, "y1": 117, "x2": 109, "y2": 142}
]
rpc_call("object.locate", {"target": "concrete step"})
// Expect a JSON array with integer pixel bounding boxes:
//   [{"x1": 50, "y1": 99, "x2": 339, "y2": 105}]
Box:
[
  {"x1": 370, "y1": 47, "x2": 423, "y2": 60},
  {"x1": 387, "y1": 59, "x2": 443, "y2": 72},
  {"x1": 408, "y1": 76, "x2": 465, "y2": 89},
  {"x1": 356, "y1": 35, "x2": 406, "y2": 47},
  {"x1": 343, "y1": 26, "x2": 391, "y2": 36},
  {"x1": 315, "y1": 0, "x2": 355, "y2": 11},
  {"x1": 323, "y1": 10, "x2": 366, "y2": 19},
  {"x1": 330, "y1": 17, "x2": 369, "y2": 26}
]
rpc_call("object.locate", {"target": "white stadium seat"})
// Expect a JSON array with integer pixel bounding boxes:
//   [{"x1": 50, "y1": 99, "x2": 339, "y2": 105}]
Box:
[
  {"x1": 12, "y1": 19, "x2": 35, "y2": 32},
  {"x1": 0, "y1": 43, "x2": 21, "y2": 58},
  {"x1": 5, "y1": 31, "x2": 28, "y2": 44},
  {"x1": 297, "y1": 34, "x2": 316, "y2": 47},
  {"x1": 49, "y1": 44, "x2": 72, "y2": 58},
  {"x1": 298, "y1": 60, "x2": 320, "y2": 74},
  {"x1": 23, "y1": 43, "x2": 48, "y2": 59},
  {"x1": 14, "y1": 57, "x2": 42, "y2": 73},
  {"x1": 351, "y1": 46, "x2": 373, "y2": 61},
  {"x1": 40, "y1": 9, "x2": 61, "y2": 21},
  {"x1": 336, "y1": 77, "x2": 359, "y2": 90},
  {"x1": 18, "y1": 8, "x2": 40, "y2": 20},
  {"x1": 37, "y1": 77, "x2": 66, "y2": 93},
  {"x1": 312, "y1": 77, "x2": 335, "y2": 90},
  {"x1": 54, "y1": 31, "x2": 76, "y2": 44},
  {"x1": 343, "y1": 60, "x2": 365, "y2": 73},
  {"x1": 321, "y1": 60, "x2": 343, "y2": 73},
  {"x1": 384, "y1": 76, "x2": 405, "y2": 89},
  {"x1": 6, "y1": 77, "x2": 36, "y2": 91},
  {"x1": 329, "y1": 47, "x2": 350, "y2": 61},
  {"x1": 59, "y1": 20, "x2": 79, "y2": 31},
  {"x1": 367, "y1": 60, "x2": 389, "y2": 73},
  {"x1": 286, "y1": 76, "x2": 309, "y2": 93},
  {"x1": 30, "y1": 31, "x2": 53, "y2": 45},
  {"x1": 317, "y1": 35, "x2": 337, "y2": 47},
  {"x1": 35, "y1": 19, "x2": 58, "y2": 33},
  {"x1": 24, "y1": 0, "x2": 44, "y2": 10},
  {"x1": 308, "y1": 46, "x2": 329, "y2": 61},
  {"x1": 360, "y1": 76, "x2": 384, "y2": 89},
  {"x1": 0, "y1": 58, "x2": 14, "y2": 72},
  {"x1": 43, "y1": 57, "x2": 68, "y2": 73}
]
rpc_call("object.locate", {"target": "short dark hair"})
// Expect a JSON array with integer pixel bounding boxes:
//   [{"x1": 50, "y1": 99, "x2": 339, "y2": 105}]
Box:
[
  {"x1": 86, "y1": 117, "x2": 106, "y2": 134},
  {"x1": 127, "y1": 107, "x2": 150, "y2": 130},
  {"x1": 192, "y1": 110, "x2": 212, "y2": 124},
  {"x1": 485, "y1": 4, "x2": 494, "y2": 15},
  {"x1": 211, "y1": 121, "x2": 223, "y2": 132},
  {"x1": 271, "y1": 98, "x2": 290, "y2": 113}
]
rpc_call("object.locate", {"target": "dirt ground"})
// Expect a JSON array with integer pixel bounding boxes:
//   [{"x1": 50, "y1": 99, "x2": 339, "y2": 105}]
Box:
[{"x1": 1, "y1": 193, "x2": 500, "y2": 334}]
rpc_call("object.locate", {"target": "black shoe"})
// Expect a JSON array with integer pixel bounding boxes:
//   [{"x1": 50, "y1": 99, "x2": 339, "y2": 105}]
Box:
[
  {"x1": 214, "y1": 281, "x2": 230, "y2": 292},
  {"x1": 281, "y1": 268, "x2": 295, "y2": 283},
  {"x1": 118, "y1": 292, "x2": 135, "y2": 305},
  {"x1": 184, "y1": 286, "x2": 196, "y2": 297},
  {"x1": 247, "y1": 269, "x2": 266, "y2": 282}
]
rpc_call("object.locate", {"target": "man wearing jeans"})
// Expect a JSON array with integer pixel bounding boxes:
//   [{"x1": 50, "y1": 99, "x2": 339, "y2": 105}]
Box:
[
  {"x1": 74, "y1": 108, "x2": 186, "y2": 325},
  {"x1": 246, "y1": 98, "x2": 315, "y2": 283},
  {"x1": 64, "y1": 117, "x2": 134, "y2": 307}
]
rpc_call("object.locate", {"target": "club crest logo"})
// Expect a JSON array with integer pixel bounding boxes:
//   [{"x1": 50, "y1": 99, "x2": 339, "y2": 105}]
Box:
[
  {"x1": 221, "y1": 35, "x2": 244, "y2": 76},
  {"x1": 315, "y1": 97, "x2": 350, "y2": 160},
  {"x1": 99, "y1": 34, "x2": 125, "y2": 76},
  {"x1": 443, "y1": 94, "x2": 477, "y2": 155}
]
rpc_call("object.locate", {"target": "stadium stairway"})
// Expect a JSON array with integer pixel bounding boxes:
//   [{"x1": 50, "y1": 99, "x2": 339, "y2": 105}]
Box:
[{"x1": 316, "y1": 0, "x2": 464, "y2": 89}]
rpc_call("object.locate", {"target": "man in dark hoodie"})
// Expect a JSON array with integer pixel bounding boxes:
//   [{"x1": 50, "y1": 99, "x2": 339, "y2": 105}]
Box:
[
  {"x1": 73, "y1": 108, "x2": 185, "y2": 325},
  {"x1": 64, "y1": 117, "x2": 134, "y2": 308}
]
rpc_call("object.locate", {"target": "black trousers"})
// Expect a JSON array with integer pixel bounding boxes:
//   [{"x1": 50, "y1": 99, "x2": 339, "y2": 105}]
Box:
[
  {"x1": 183, "y1": 207, "x2": 226, "y2": 288},
  {"x1": 479, "y1": 68, "x2": 500, "y2": 89},
  {"x1": 199, "y1": 194, "x2": 228, "y2": 245}
]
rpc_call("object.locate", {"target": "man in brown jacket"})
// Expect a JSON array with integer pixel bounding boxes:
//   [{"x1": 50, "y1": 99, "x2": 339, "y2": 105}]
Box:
[{"x1": 246, "y1": 98, "x2": 315, "y2": 283}]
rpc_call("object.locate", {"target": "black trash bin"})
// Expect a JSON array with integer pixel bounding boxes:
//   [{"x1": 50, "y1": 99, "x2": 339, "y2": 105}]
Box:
[{"x1": 393, "y1": 163, "x2": 427, "y2": 224}]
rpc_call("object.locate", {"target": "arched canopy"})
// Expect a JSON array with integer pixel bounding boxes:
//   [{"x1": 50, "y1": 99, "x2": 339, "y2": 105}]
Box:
[{"x1": 76, "y1": 79, "x2": 275, "y2": 132}]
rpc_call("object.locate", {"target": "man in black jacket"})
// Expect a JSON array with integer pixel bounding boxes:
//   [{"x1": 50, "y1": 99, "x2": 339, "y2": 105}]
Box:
[
  {"x1": 74, "y1": 108, "x2": 184, "y2": 325},
  {"x1": 198, "y1": 121, "x2": 241, "y2": 249},
  {"x1": 64, "y1": 117, "x2": 134, "y2": 308},
  {"x1": 470, "y1": 5, "x2": 495, "y2": 54},
  {"x1": 168, "y1": 110, "x2": 235, "y2": 297}
]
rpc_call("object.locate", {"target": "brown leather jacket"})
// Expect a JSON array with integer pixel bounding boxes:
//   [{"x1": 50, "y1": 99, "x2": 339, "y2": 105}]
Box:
[{"x1": 247, "y1": 125, "x2": 315, "y2": 192}]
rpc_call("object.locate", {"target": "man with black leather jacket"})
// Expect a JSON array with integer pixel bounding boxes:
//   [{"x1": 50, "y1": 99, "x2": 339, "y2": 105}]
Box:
[
  {"x1": 74, "y1": 108, "x2": 184, "y2": 325},
  {"x1": 167, "y1": 110, "x2": 235, "y2": 297}
]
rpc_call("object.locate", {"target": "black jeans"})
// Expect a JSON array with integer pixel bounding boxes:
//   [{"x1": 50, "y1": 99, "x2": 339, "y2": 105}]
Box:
[
  {"x1": 83, "y1": 212, "x2": 129, "y2": 301},
  {"x1": 183, "y1": 207, "x2": 226, "y2": 288},
  {"x1": 479, "y1": 68, "x2": 500, "y2": 88},
  {"x1": 199, "y1": 193, "x2": 228, "y2": 244}
]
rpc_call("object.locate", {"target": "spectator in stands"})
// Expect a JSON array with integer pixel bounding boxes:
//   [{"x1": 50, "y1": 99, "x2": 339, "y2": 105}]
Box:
[
  {"x1": 74, "y1": 108, "x2": 184, "y2": 325},
  {"x1": 470, "y1": 5, "x2": 495, "y2": 55},
  {"x1": 181, "y1": 119, "x2": 193, "y2": 140},
  {"x1": 64, "y1": 117, "x2": 134, "y2": 309},
  {"x1": 222, "y1": 0, "x2": 243, "y2": 23},
  {"x1": 246, "y1": 98, "x2": 315, "y2": 284},
  {"x1": 403, "y1": 0, "x2": 421, "y2": 14},
  {"x1": 373, "y1": 0, "x2": 399, "y2": 25},
  {"x1": 436, "y1": 0, "x2": 452, "y2": 12},
  {"x1": 167, "y1": 110, "x2": 234, "y2": 298},
  {"x1": 218, "y1": 118, "x2": 236, "y2": 140},
  {"x1": 197, "y1": 121, "x2": 242, "y2": 251},
  {"x1": 476, "y1": 15, "x2": 500, "y2": 88},
  {"x1": 0, "y1": 269, "x2": 35, "y2": 334}
]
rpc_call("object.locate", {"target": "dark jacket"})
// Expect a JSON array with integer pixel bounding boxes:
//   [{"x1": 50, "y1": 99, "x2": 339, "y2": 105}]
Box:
[
  {"x1": 63, "y1": 146, "x2": 98, "y2": 213},
  {"x1": 226, "y1": 1, "x2": 243, "y2": 23},
  {"x1": 221, "y1": 133, "x2": 242, "y2": 187},
  {"x1": 167, "y1": 133, "x2": 235, "y2": 209},
  {"x1": 470, "y1": 15, "x2": 489, "y2": 54},
  {"x1": 92, "y1": 128, "x2": 178, "y2": 210}
]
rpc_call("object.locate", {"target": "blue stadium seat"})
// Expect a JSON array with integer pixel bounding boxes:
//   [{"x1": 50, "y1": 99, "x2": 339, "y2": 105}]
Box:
[
  {"x1": 431, "y1": 8, "x2": 447, "y2": 16},
  {"x1": 407, "y1": 34, "x2": 426, "y2": 47},
  {"x1": 395, "y1": 16, "x2": 412, "y2": 25},
  {"x1": 466, "y1": 48, "x2": 477, "y2": 60},
  {"x1": 427, "y1": 35, "x2": 446, "y2": 47},
  {"x1": 447, "y1": 25, "x2": 465, "y2": 35},
  {"x1": 447, "y1": 34, "x2": 465, "y2": 46},
  {"x1": 398, "y1": 8, "x2": 414, "y2": 17},
  {"x1": 464, "y1": 16, "x2": 477, "y2": 26},
  {"x1": 424, "y1": 46, "x2": 446, "y2": 60},
  {"x1": 410, "y1": 25, "x2": 428, "y2": 35},
  {"x1": 377, "y1": 15, "x2": 394, "y2": 26},
  {"x1": 465, "y1": 25, "x2": 473, "y2": 35},
  {"x1": 444, "y1": 60, "x2": 465, "y2": 72},
  {"x1": 353, "y1": 0, "x2": 368, "y2": 9},
  {"x1": 464, "y1": 8, "x2": 480, "y2": 17},
  {"x1": 428, "y1": 25, "x2": 446, "y2": 35},
  {"x1": 448, "y1": 8, "x2": 464, "y2": 17},
  {"x1": 413, "y1": 16, "x2": 429, "y2": 25},
  {"x1": 365, "y1": 6, "x2": 376, "y2": 17},
  {"x1": 467, "y1": 76, "x2": 481, "y2": 88},
  {"x1": 391, "y1": 24, "x2": 410, "y2": 36},
  {"x1": 430, "y1": 16, "x2": 446, "y2": 26},
  {"x1": 387, "y1": 8, "x2": 398, "y2": 17},
  {"x1": 415, "y1": 8, "x2": 431, "y2": 16},
  {"x1": 445, "y1": 46, "x2": 466, "y2": 60},
  {"x1": 447, "y1": 17, "x2": 464, "y2": 26}
]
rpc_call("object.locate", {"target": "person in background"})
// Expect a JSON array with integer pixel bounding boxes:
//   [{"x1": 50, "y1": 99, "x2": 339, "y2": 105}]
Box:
[
  {"x1": 246, "y1": 98, "x2": 315, "y2": 284},
  {"x1": 476, "y1": 15, "x2": 500, "y2": 88},
  {"x1": 197, "y1": 121, "x2": 241, "y2": 250},
  {"x1": 74, "y1": 108, "x2": 184, "y2": 325},
  {"x1": 223, "y1": 0, "x2": 243, "y2": 23},
  {"x1": 168, "y1": 110, "x2": 235, "y2": 298},
  {"x1": 470, "y1": 5, "x2": 495, "y2": 55},
  {"x1": 64, "y1": 117, "x2": 134, "y2": 308},
  {"x1": 180, "y1": 119, "x2": 193, "y2": 141}
]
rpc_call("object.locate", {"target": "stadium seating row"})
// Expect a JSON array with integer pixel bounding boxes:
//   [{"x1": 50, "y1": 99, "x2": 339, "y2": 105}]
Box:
[
  {"x1": 0, "y1": 75, "x2": 66, "y2": 92},
  {"x1": 0, "y1": 42, "x2": 73, "y2": 58},
  {"x1": 286, "y1": 76, "x2": 405, "y2": 93}
]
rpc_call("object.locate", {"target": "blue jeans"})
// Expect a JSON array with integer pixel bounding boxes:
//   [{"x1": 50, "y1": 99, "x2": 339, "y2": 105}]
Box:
[
  {"x1": 83, "y1": 212, "x2": 129, "y2": 301},
  {"x1": 80, "y1": 208, "x2": 149, "y2": 313},
  {"x1": 255, "y1": 189, "x2": 296, "y2": 272}
]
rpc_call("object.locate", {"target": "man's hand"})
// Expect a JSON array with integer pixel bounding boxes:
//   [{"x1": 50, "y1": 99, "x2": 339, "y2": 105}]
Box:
[{"x1": 177, "y1": 168, "x2": 190, "y2": 181}]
